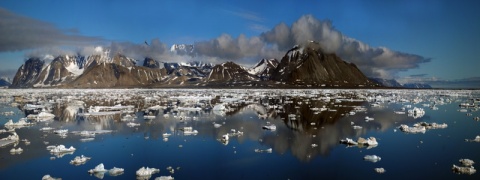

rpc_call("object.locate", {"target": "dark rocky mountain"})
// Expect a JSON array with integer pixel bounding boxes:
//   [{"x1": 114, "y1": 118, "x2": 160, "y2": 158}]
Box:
[
  {"x1": 143, "y1": 57, "x2": 161, "y2": 68},
  {"x1": 247, "y1": 59, "x2": 279, "y2": 80},
  {"x1": 11, "y1": 58, "x2": 45, "y2": 88},
  {"x1": 69, "y1": 63, "x2": 167, "y2": 88},
  {"x1": 403, "y1": 83, "x2": 432, "y2": 89},
  {"x1": 271, "y1": 43, "x2": 377, "y2": 87},
  {"x1": 205, "y1": 62, "x2": 260, "y2": 83},
  {"x1": 370, "y1": 78, "x2": 403, "y2": 88},
  {"x1": 11, "y1": 42, "x2": 381, "y2": 88}
]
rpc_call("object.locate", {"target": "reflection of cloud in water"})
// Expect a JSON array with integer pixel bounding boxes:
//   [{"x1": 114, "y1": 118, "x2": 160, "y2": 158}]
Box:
[{"x1": 4, "y1": 90, "x2": 440, "y2": 163}]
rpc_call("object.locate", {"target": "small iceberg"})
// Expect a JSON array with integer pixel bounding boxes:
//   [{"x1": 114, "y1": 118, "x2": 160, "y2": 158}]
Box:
[
  {"x1": 182, "y1": 127, "x2": 198, "y2": 135},
  {"x1": 4, "y1": 119, "x2": 34, "y2": 128},
  {"x1": 127, "y1": 122, "x2": 141, "y2": 127},
  {"x1": 352, "y1": 125, "x2": 362, "y2": 130},
  {"x1": 10, "y1": 147, "x2": 23, "y2": 154},
  {"x1": 339, "y1": 138, "x2": 358, "y2": 146},
  {"x1": 155, "y1": 175, "x2": 174, "y2": 180},
  {"x1": 365, "y1": 116, "x2": 374, "y2": 121},
  {"x1": 254, "y1": 148, "x2": 272, "y2": 153},
  {"x1": 374, "y1": 168, "x2": 386, "y2": 174},
  {"x1": 364, "y1": 155, "x2": 381, "y2": 163},
  {"x1": 452, "y1": 164, "x2": 476, "y2": 175},
  {"x1": 413, "y1": 122, "x2": 448, "y2": 129},
  {"x1": 70, "y1": 155, "x2": 91, "y2": 165},
  {"x1": 136, "y1": 166, "x2": 160, "y2": 177},
  {"x1": 108, "y1": 167, "x2": 124, "y2": 176},
  {"x1": 162, "y1": 133, "x2": 172, "y2": 138},
  {"x1": 50, "y1": 145, "x2": 76, "y2": 153},
  {"x1": 88, "y1": 163, "x2": 108, "y2": 173},
  {"x1": 357, "y1": 137, "x2": 378, "y2": 146},
  {"x1": 213, "y1": 122, "x2": 222, "y2": 128},
  {"x1": 460, "y1": 159, "x2": 475, "y2": 166},
  {"x1": 398, "y1": 124, "x2": 426, "y2": 134},
  {"x1": 40, "y1": 127, "x2": 54, "y2": 131},
  {"x1": 42, "y1": 174, "x2": 61, "y2": 180},
  {"x1": 465, "y1": 135, "x2": 480, "y2": 142},
  {"x1": 262, "y1": 122, "x2": 276, "y2": 131},
  {"x1": 36, "y1": 111, "x2": 56, "y2": 121}
]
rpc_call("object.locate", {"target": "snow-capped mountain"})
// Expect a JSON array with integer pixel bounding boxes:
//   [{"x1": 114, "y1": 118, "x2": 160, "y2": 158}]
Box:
[
  {"x1": 11, "y1": 41, "x2": 379, "y2": 88},
  {"x1": 247, "y1": 59, "x2": 279, "y2": 80},
  {"x1": 170, "y1": 44, "x2": 194, "y2": 56},
  {"x1": 0, "y1": 77, "x2": 11, "y2": 87},
  {"x1": 369, "y1": 78, "x2": 403, "y2": 87}
]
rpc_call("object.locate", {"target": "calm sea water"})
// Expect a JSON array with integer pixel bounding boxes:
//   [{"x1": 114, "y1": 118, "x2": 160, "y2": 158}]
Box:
[{"x1": 0, "y1": 89, "x2": 479, "y2": 179}]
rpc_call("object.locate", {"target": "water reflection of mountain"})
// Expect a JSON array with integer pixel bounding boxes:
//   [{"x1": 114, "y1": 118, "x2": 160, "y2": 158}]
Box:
[{"x1": 12, "y1": 94, "x2": 425, "y2": 162}]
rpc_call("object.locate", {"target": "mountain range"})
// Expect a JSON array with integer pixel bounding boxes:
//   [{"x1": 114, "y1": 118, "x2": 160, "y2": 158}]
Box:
[{"x1": 10, "y1": 42, "x2": 382, "y2": 88}]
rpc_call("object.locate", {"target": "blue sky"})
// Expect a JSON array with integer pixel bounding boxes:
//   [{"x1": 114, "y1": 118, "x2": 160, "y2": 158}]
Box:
[{"x1": 0, "y1": 0, "x2": 479, "y2": 87}]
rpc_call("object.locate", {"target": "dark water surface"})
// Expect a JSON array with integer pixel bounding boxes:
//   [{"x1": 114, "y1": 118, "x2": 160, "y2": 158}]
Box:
[{"x1": 0, "y1": 89, "x2": 479, "y2": 179}]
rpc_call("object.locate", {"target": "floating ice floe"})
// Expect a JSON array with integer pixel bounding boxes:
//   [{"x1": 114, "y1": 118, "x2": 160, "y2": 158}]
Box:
[
  {"x1": 398, "y1": 124, "x2": 426, "y2": 134},
  {"x1": 413, "y1": 122, "x2": 448, "y2": 129},
  {"x1": 4, "y1": 119, "x2": 34, "y2": 128},
  {"x1": 88, "y1": 163, "x2": 108, "y2": 173},
  {"x1": 365, "y1": 116, "x2": 374, "y2": 121},
  {"x1": 155, "y1": 175, "x2": 174, "y2": 180},
  {"x1": 357, "y1": 137, "x2": 378, "y2": 146},
  {"x1": 121, "y1": 114, "x2": 136, "y2": 121},
  {"x1": 182, "y1": 127, "x2": 198, "y2": 135},
  {"x1": 254, "y1": 148, "x2": 272, "y2": 153},
  {"x1": 108, "y1": 167, "x2": 124, "y2": 176},
  {"x1": 262, "y1": 122, "x2": 276, "y2": 131},
  {"x1": 40, "y1": 127, "x2": 54, "y2": 131},
  {"x1": 364, "y1": 155, "x2": 381, "y2": 163},
  {"x1": 374, "y1": 168, "x2": 386, "y2": 174},
  {"x1": 35, "y1": 111, "x2": 55, "y2": 122},
  {"x1": 0, "y1": 132, "x2": 19, "y2": 147},
  {"x1": 42, "y1": 174, "x2": 61, "y2": 180},
  {"x1": 459, "y1": 159, "x2": 475, "y2": 166},
  {"x1": 339, "y1": 138, "x2": 358, "y2": 146},
  {"x1": 10, "y1": 147, "x2": 23, "y2": 154},
  {"x1": 407, "y1": 107, "x2": 425, "y2": 119},
  {"x1": 213, "y1": 122, "x2": 222, "y2": 128},
  {"x1": 452, "y1": 165, "x2": 476, "y2": 175},
  {"x1": 136, "y1": 167, "x2": 160, "y2": 177},
  {"x1": 127, "y1": 122, "x2": 141, "y2": 127},
  {"x1": 352, "y1": 125, "x2": 362, "y2": 130},
  {"x1": 80, "y1": 138, "x2": 95, "y2": 142},
  {"x1": 465, "y1": 135, "x2": 480, "y2": 142},
  {"x1": 340, "y1": 137, "x2": 378, "y2": 148},
  {"x1": 49, "y1": 145, "x2": 76, "y2": 153},
  {"x1": 144, "y1": 115, "x2": 156, "y2": 119},
  {"x1": 70, "y1": 155, "x2": 91, "y2": 165}
]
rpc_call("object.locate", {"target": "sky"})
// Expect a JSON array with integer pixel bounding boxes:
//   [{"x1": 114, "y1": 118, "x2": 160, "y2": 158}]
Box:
[{"x1": 0, "y1": 0, "x2": 479, "y2": 88}]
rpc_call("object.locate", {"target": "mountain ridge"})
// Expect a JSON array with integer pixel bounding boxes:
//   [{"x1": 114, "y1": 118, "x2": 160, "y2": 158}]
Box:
[{"x1": 10, "y1": 43, "x2": 380, "y2": 88}]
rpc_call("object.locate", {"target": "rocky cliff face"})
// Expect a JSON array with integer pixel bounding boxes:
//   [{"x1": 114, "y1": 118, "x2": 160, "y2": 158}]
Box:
[
  {"x1": 205, "y1": 62, "x2": 259, "y2": 83},
  {"x1": 143, "y1": 57, "x2": 161, "y2": 69},
  {"x1": 11, "y1": 58, "x2": 45, "y2": 88},
  {"x1": 69, "y1": 63, "x2": 167, "y2": 88},
  {"x1": 247, "y1": 59, "x2": 279, "y2": 80},
  {"x1": 271, "y1": 43, "x2": 376, "y2": 87}
]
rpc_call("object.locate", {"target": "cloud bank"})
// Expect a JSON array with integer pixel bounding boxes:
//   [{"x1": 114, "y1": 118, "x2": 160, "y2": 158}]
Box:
[
  {"x1": 0, "y1": 7, "x2": 104, "y2": 52},
  {"x1": 4, "y1": 8, "x2": 429, "y2": 79},
  {"x1": 190, "y1": 15, "x2": 430, "y2": 78},
  {"x1": 260, "y1": 15, "x2": 430, "y2": 78}
]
